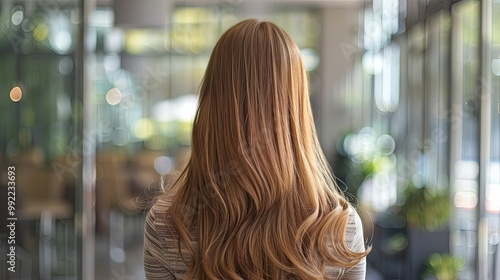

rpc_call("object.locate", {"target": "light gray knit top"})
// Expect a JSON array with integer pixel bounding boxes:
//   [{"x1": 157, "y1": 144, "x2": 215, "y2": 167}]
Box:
[{"x1": 144, "y1": 198, "x2": 367, "y2": 279}]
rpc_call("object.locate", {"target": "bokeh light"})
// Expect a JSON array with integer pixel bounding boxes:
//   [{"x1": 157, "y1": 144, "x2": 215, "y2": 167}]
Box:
[
  {"x1": 34, "y1": 23, "x2": 49, "y2": 42},
  {"x1": 105, "y1": 88, "x2": 122, "y2": 105},
  {"x1": 58, "y1": 57, "x2": 74, "y2": 75},
  {"x1": 10, "y1": 86, "x2": 23, "y2": 102},
  {"x1": 11, "y1": 10, "x2": 24, "y2": 25},
  {"x1": 50, "y1": 31, "x2": 72, "y2": 53},
  {"x1": 154, "y1": 156, "x2": 173, "y2": 175},
  {"x1": 300, "y1": 48, "x2": 320, "y2": 71},
  {"x1": 377, "y1": 134, "x2": 396, "y2": 155},
  {"x1": 131, "y1": 118, "x2": 155, "y2": 140}
]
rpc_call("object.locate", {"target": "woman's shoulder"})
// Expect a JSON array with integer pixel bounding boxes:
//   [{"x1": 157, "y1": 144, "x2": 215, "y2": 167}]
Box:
[
  {"x1": 146, "y1": 196, "x2": 188, "y2": 247},
  {"x1": 331, "y1": 205, "x2": 368, "y2": 279},
  {"x1": 144, "y1": 196, "x2": 192, "y2": 278},
  {"x1": 345, "y1": 205, "x2": 363, "y2": 241},
  {"x1": 145, "y1": 196, "x2": 175, "y2": 238},
  {"x1": 150, "y1": 196, "x2": 172, "y2": 213}
]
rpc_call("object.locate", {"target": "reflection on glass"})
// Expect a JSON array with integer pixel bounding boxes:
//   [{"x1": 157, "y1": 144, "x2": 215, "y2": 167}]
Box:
[
  {"x1": 1, "y1": 2, "x2": 82, "y2": 279},
  {"x1": 488, "y1": 0, "x2": 500, "y2": 256},
  {"x1": 449, "y1": 2, "x2": 483, "y2": 278}
]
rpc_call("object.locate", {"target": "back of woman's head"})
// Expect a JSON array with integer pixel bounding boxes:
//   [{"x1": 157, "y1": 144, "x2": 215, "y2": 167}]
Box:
[{"x1": 166, "y1": 18, "x2": 368, "y2": 279}]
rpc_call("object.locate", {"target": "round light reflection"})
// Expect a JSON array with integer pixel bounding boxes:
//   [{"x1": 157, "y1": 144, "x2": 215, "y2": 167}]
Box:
[
  {"x1": 58, "y1": 57, "x2": 74, "y2": 75},
  {"x1": 50, "y1": 31, "x2": 72, "y2": 53},
  {"x1": 11, "y1": 10, "x2": 24, "y2": 25},
  {"x1": 119, "y1": 94, "x2": 135, "y2": 109},
  {"x1": 10, "y1": 87, "x2": 23, "y2": 102},
  {"x1": 34, "y1": 24, "x2": 49, "y2": 41},
  {"x1": 106, "y1": 88, "x2": 122, "y2": 105},
  {"x1": 377, "y1": 134, "x2": 396, "y2": 155},
  {"x1": 131, "y1": 118, "x2": 154, "y2": 140},
  {"x1": 110, "y1": 248, "x2": 125, "y2": 263},
  {"x1": 154, "y1": 156, "x2": 173, "y2": 175},
  {"x1": 22, "y1": 19, "x2": 35, "y2": 32}
]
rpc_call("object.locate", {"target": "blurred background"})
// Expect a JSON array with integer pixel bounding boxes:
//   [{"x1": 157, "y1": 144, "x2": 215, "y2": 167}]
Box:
[{"x1": 0, "y1": 0, "x2": 499, "y2": 279}]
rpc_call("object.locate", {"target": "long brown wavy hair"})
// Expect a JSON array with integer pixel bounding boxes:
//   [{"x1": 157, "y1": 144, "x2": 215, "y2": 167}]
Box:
[{"x1": 163, "y1": 18, "x2": 369, "y2": 279}]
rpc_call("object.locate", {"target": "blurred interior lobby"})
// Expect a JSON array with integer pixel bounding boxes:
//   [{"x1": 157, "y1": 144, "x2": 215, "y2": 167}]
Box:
[{"x1": 0, "y1": 0, "x2": 499, "y2": 279}]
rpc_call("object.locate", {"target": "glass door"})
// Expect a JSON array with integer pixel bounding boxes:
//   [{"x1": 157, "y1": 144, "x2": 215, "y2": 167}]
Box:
[{"x1": 0, "y1": 1, "x2": 86, "y2": 279}]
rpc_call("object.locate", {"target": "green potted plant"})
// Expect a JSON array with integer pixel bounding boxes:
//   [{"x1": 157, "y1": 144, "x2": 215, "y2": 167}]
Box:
[
  {"x1": 397, "y1": 183, "x2": 452, "y2": 279},
  {"x1": 398, "y1": 184, "x2": 450, "y2": 231}
]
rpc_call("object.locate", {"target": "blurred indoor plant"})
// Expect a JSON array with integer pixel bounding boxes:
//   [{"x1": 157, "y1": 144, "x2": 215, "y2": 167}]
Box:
[
  {"x1": 398, "y1": 183, "x2": 450, "y2": 231},
  {"x1": 421, "y1": 253, "x2": 464, "y2": 280},
  {"x1": 397, "y1": 182, "x2": 452, "y2": 279}
]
